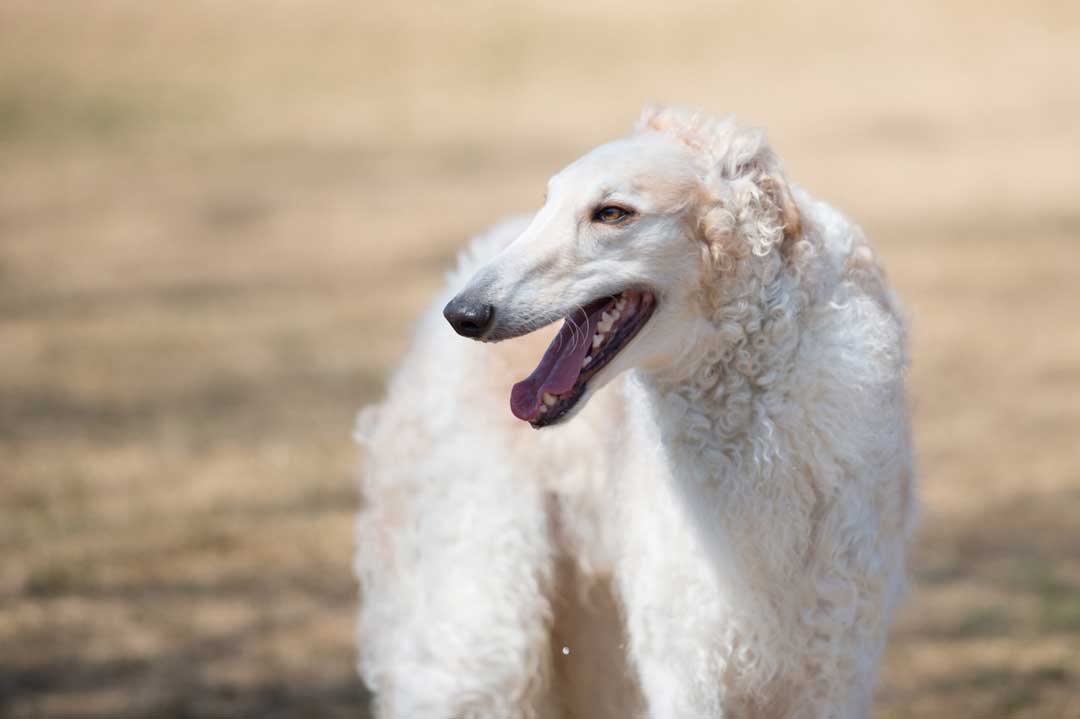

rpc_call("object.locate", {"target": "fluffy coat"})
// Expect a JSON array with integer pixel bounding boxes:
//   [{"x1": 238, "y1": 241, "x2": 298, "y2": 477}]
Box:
[{"x1": 354, "y1": 107, "x2": 916, "y2": 719}]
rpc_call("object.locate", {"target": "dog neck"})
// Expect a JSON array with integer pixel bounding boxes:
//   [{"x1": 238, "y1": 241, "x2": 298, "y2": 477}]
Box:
[
  {"x1": 628, "y1": 265, "x2": 827, "y2": 626},
  {"x1": 643, "y1": 263, "x2": 811, "y2": 471}
]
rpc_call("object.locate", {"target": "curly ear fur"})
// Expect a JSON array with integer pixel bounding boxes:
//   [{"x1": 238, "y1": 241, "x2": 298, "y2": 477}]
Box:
[
  {"x1": 635, "y1": 103, "x2": 807, "y2": 328},
  {"x1": 753, "y1": 155, "x2": 802, "y2": 249},
  {"x1": 635, "y1": 105, "x2": 805, "y2": 323}
]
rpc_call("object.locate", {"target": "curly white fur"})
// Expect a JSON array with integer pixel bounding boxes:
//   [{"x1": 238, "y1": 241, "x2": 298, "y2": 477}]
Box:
[{"x1": 354, "y1": 107, "x2": 916, "y2": 719}]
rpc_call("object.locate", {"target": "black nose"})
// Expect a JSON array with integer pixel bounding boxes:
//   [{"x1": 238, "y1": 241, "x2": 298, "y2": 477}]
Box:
[{"x1": 443, "y1": 295, "x2": 495, "y2": 338}]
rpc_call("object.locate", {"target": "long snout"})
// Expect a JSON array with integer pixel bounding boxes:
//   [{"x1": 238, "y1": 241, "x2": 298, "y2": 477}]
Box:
[{"x1": 442, "y1": 215, "x2": 579, "y2": 341}]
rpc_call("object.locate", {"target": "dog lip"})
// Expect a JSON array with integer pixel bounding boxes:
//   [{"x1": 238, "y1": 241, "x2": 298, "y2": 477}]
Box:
[{"x1": 526, "y1": 289, "x2": 656, "y2": 429}]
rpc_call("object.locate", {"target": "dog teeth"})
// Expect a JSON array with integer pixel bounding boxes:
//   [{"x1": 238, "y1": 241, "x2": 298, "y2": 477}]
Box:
[
  {"x1": 542, "y1": 392, "x2": 557, "y2": 406},
  {"x1": 582, "y1": 355, "x2": 592, "y2": 367},
  {"x1": 592, "y1": 333, "x2": 603, "y2": 349},
  {"x1": 539, "y1": 405, "x2": 548, "y2": 414},
  {"x1": 615, "y1": 298, "x2": 627, "y2": 311},
  {"x1": 611, "y1": 309, "x2": 621, "y2": 321}
]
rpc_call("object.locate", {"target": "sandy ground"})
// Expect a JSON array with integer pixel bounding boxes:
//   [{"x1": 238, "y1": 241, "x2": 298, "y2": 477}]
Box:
[{"x1": 2, "y1": 1, "x2": 1078, "y2": 716}]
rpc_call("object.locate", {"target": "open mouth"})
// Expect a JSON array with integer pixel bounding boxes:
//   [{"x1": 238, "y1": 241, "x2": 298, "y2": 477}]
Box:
[{"x1": 510, "y1": 289, "x2": 655, "y2": 428}]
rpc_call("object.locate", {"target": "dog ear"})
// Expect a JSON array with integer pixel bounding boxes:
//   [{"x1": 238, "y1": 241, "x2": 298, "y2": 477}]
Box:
[
  {"x1": 733, "y1": 146, "x2": 801, "y2": 253},
  {"x1": 701, "y1": 145, "x2": 802, "y2": 269},
  {"x1": 755, "y1": 160, "x2": 802, "y2": 249},
  {"x1": 634, "y1": 108, "x2": 801, "y2": 260}
]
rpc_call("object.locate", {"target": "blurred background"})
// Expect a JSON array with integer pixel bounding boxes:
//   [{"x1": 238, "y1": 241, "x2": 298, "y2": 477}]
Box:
[{"x1": 2, "y1": 1, "x2": 1078, "y2": 717}]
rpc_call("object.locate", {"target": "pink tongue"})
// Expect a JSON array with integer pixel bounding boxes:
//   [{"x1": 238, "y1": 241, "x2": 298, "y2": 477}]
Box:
[{"x1": 510, "y1": 313, "x2": 598, "y2": 421}]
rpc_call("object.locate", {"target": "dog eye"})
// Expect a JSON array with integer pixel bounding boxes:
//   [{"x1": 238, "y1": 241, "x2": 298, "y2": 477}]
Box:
[{"x1": 593, "y1": 206, "x2": 632, "y2": 224}]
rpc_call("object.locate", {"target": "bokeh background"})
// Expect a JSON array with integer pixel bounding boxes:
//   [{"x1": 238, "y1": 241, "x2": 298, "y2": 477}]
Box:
[{"x1": 2, "y1": 1, "x2": 1078, "y2": 717}]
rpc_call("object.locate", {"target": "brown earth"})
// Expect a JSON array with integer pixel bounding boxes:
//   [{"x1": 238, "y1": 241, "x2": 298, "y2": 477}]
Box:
[{"x1": 1, "y1": 1, "x2": 1078, "y2": 717}]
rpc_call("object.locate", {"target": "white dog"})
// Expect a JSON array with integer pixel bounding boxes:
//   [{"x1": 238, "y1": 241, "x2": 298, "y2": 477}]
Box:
[{"x1": 354, "y1": 106, "x2": 916, "y2": 719}]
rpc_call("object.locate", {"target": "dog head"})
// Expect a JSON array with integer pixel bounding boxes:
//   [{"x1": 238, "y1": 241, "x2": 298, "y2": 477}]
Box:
[{"x1": 444, "y1": 106, "x2": 801, "y2": 427}]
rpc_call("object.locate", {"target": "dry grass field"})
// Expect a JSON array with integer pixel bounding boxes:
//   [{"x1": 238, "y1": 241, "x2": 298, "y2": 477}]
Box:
[{"x1": 2, "y1": 1, "x2": 1079, "y2": 717}]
